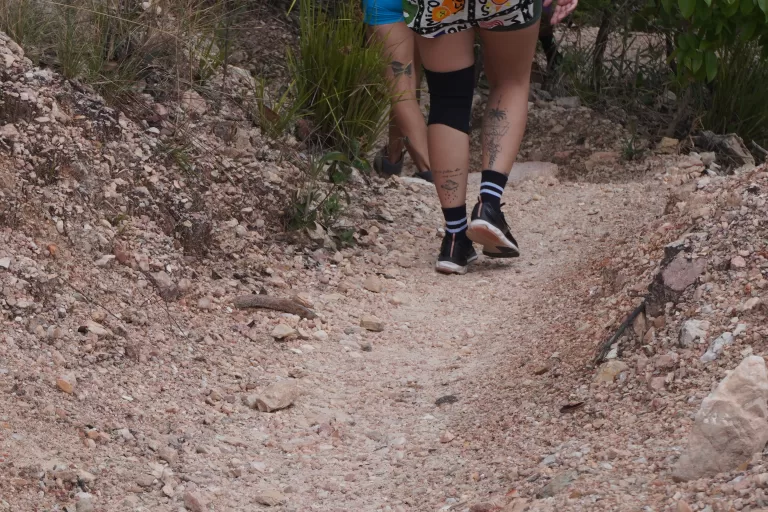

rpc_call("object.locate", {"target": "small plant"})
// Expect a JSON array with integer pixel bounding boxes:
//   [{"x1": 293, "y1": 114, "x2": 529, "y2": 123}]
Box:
[
  {"x1": 159, "y1": 139, "x2": 197, "y2": 175},
  {"x1": 287, "y1": 151, "x2": 363, "y2": 231},
  {"x1": 289, "y1": 0, "x2": 391, "y2": 157},
  {"x1": 254, "y1": 77, "x2": 308, "y2": 139},
  {"x1": 337, "y1": 228, "x2": 356, "y2": 247},
  {"x1": 621, "y1": 135, "x2": 644, "y2": 161}
]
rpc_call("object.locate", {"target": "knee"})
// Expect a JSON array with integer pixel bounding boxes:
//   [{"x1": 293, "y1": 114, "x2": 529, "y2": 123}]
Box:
[{"x1": 424, "y1": 64, "x2": 475, "y2": 134}]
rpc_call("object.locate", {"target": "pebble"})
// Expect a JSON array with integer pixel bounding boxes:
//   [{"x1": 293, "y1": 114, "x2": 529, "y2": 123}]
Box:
[
  {"x1": 183, "y1": 491, "x2": 206, "y2": 512},
  {"x1": 136, "y1": 474, "x2": 155, "y2": 488},
  {"x1": 360, "y1": 315, "x2": 385, "y2": 332},
  {"x1": 94, "y1": 254, "x2": 115, "y2": 267},
  {"x1": 363, "y1": 275, "x2": 383, "y2": 293},
  {"x1": 254, "y1": 488, "x2": 286, "y2": 506},
  {"x1": 272, "y1": 324, "x2": 297, "y2": 340},
  {"x1": 594, "y1": 360, "x2": 628, "y2": 383},
  {"x1": 56, "y1": 374, "x2": 77, "y2": 394},
  {"x1": 731, "y1": 255, "x2": 747, "y2": 268},
  {"x1": 158, "y1": 446, "x2": 178, "y2": 464},
  {"x1": 75, "y1": 493, "x2": 94, "y2": 512}
]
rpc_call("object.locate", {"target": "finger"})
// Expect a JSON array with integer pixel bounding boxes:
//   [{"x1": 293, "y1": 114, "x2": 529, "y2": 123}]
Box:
[
  {"x1": 543, "y1": 0, "x2": 553, "y2": 6},
  {"x1": 563, "y1": 1, "x2": 577, "y2": 14}
]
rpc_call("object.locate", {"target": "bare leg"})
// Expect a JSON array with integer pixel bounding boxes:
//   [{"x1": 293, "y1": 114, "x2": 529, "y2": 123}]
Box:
[
  {"x1": 414, "y1": 30, "x2": 475, "y2": 207},
  {"x1": 479, "y1": 23, "x2": 540, "y2": 175},
  {"x1": 369, "y1": 22, "x2": 430, "y2": 173}
]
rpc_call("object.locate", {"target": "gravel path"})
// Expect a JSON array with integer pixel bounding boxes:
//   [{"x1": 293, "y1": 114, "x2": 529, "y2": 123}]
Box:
[{"x1": 1, "y1": 163, "x2": 669, "y2": 512}]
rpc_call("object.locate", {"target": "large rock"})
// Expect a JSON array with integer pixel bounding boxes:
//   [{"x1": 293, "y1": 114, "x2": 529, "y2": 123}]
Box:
[
  {"x1": 673, "y1": 356, "x2": 768, "y2": 481},
  {"x1": 646, "y1": 253, "x2": 707, "y2": 316}
]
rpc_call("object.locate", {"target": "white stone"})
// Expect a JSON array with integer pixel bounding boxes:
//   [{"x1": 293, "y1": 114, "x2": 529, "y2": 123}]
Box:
[{"x1": 674, "y1": 356, "x2": 768, "y2": 481}]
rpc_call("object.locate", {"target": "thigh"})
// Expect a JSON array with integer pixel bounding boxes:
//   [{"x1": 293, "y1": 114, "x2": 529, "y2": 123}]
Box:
[
  {"x1": 414, "y1": 29, "x2": 475, "y2": 73},
  {"x1": 479, "y1": 22, "x2": 540, "y2": 86},
  {"x1": 370, "y1": 22, "x2": 419, "y2": 97}
]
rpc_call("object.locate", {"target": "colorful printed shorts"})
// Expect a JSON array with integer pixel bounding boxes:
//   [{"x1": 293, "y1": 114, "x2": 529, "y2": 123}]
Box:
[{"x1": 403, "y1": 0, "x2": 542, "y2": 38}]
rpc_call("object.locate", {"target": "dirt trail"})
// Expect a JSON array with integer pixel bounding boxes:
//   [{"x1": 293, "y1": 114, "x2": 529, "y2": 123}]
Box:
[
  {"x1": 207, "y1": 171, "x2": 664, "y2": 511},
  {"x1": 0, "y1": 25, "x2": 679, "y2": 510},
  {"x1": 1, "y1": 163, "x2": 668, "y2": 512}
]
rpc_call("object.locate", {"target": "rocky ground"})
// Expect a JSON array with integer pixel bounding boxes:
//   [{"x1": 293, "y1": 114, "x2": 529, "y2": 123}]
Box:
[{"x1": 2, "y1": 24, "x2": 768, "y2": 512}]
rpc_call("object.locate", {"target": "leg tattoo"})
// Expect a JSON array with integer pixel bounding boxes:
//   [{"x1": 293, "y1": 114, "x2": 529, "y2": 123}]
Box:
[
  {"x1": 437, "y1": 168, "x2": 463, "y2": 203},
  {"x1": 483, "y1": 99, "x2": 510, "y2": 168},
  {"x1": 391, "y1": 60, "x2": 413, "y2": 77}
]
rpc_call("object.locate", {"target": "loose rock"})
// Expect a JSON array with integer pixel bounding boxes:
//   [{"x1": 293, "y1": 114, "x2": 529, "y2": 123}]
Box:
[
  {"x1": 183, "y1": 491, "x2": 207, "y2": 512},
  {"x1": 249, "y1": 380, "x2": 301, "y2": 412},
  {"x1": 271, "y1": 324, "x2": 297, "y2": 340},
  {"x1": 363, "y1": 275, "x2": 383, "y2": 293},
  {"x1": 537, "y1": 471, "x2": 578, "y2": 498},
  {"x1": 594, "y1": 360, "x2": 628, "y2": 383},
  {"x1": 56, "y1": 374, "x2": 77, "y2": 394},
  {"x1": 254, "y1": 488, "x2": 286, "y2": 506},
  {"x1": 680, "y1": 319, "x2": 709, "y2": 347},
  {"x1": 701, "y1": 332, "x2": 735, "y2": 363},
  {"x1": 360, "y1": 315, "x2": 385, "y2": 332},
  {"x1": 673, "y1": 356, "x2": 768, "y2": 481}
]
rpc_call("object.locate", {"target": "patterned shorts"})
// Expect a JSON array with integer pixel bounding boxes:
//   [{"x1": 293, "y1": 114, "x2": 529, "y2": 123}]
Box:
[{"x1": 403, "y1": 0, "x2": 542, "y2": 38}]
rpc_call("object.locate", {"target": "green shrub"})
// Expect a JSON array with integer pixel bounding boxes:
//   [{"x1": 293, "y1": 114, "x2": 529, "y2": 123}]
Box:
[
  {"x1": 289, "y1": 0, "x2": 390, "y2": 158},
  {"x1": 697, "y1": 41, "x2": 768, "y2": 148},
  {"x1": 655, "y1": 0, "x2": 768, "y2": 83},
  {"x1": 557, "y1": 0, "x2": 768, "y2": 148},
  {"x1": 0, "y1": 0, "x2": 231, "y2": 102}
]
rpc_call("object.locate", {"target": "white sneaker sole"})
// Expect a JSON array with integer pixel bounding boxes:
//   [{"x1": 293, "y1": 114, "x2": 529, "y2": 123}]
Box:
[
  {"x1": 435, "y1": 260, "x2": 468, "y2": 275},
  {"x1": 467, "y1": 219, "x2": 520, "y2": 258}
]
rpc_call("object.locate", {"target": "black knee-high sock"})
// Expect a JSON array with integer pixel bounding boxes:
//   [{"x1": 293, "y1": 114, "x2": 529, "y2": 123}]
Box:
[
  {"x1": 442, "y1": 205, "x2": 468, "y2": 239},
  {"x1": 480, "y1": 170, "x2": 508, "y2": 208}
]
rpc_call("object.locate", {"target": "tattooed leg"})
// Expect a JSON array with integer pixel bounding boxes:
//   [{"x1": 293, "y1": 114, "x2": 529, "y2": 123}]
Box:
[
  {"x1": 369, "y1": 22, "x2": 431, "y2": 174},
  {"x1": 478, "y1": 23, "x2": 540, "y2": 175}
]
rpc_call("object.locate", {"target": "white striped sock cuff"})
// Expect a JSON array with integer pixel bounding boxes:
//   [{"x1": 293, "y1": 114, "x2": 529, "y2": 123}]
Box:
[
  {"x1": 445, "y1": 218, "x2": 468, "y2": 233},
  {"x1": 480, "y1": 181, "x2": 505, "y2": 193},
  {"x1": 480, "y1": 187, "x2": 502, "y2": 198},
  {"x1": 445, "y1": 217, "x2": 467, "y2": 226},
  {"x1": 445, "y1": 221, "x2": 469, "y2": 235}
]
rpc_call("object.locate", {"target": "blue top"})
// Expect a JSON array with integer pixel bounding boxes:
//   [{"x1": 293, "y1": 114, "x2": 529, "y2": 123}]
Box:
[{"x1": 362, "y1": 0, "x2": 405, "y2": 25}]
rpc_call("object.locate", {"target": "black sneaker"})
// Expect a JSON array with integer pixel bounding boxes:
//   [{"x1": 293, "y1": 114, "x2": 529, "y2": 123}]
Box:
[
  {"x1": 373, "y1": 146, "x2": 404, "y2": 177},
  {"x1": 415, "y1": 169, "x2": 433, "y2": 183},
  {"x1": 435, "y1": 233, "x2": 478, "y2": 275},
  {"x1": 467, "y1": 199, "x2": 520, "y2": 258}
]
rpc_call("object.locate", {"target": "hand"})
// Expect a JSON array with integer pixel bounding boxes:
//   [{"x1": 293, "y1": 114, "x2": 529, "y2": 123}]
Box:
[{"x1": 545, "y1": 0, "x2": 578, "y2": 24}]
